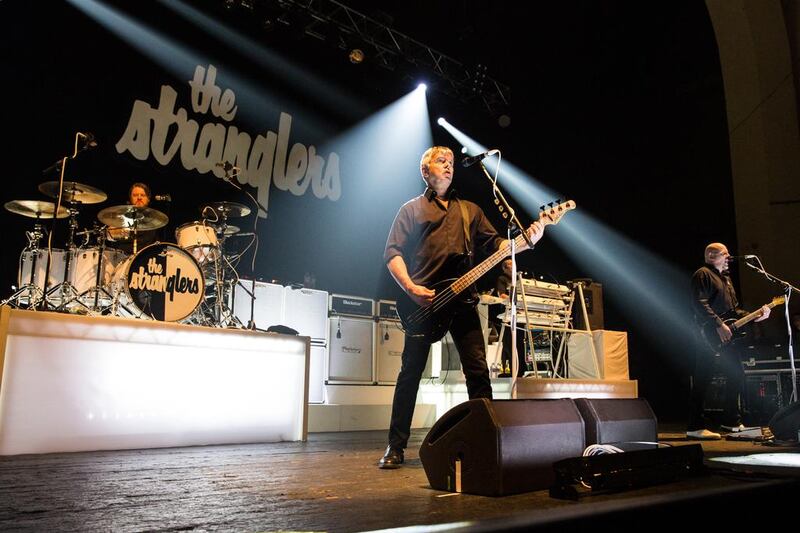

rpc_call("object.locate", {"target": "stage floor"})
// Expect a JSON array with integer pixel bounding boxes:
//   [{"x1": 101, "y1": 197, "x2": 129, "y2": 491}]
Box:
[{"x1": 0, "y1": 426, "x2": 798, "y2": 532}]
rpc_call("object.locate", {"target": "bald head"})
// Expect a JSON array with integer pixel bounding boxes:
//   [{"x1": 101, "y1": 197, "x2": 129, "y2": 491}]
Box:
[{"x1": 704, "y1": 242, "x2": 730, "y2": 271}]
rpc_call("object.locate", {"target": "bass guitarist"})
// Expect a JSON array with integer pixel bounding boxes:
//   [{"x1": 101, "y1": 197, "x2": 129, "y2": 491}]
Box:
[
  {"x1": 378, "y1": 146, "x2": 544, "y2": 468},
  {"x1": 687, "y1": 242, "x2": 771, "y2": 439}
]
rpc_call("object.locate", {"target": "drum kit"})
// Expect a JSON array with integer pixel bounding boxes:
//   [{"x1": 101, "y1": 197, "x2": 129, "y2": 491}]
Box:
[{"x1": 2, "y1": 181, "x2": 254, "y2": 327}]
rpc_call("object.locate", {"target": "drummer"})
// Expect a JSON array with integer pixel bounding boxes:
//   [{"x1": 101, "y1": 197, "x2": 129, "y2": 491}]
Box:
[{"x1": 106, "y1": 182, "x2": 160, "y2": 253}]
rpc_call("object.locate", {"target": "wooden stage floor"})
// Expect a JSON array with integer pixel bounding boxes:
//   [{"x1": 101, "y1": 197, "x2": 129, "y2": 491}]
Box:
[{"x1": 0, "y1": 426, "x2": 798, "y2": 532}]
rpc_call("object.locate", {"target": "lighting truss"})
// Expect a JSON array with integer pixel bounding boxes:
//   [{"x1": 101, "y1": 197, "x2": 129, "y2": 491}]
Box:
[{"x1": 224, "y1": 0, "x2": 511, "y2": 114}]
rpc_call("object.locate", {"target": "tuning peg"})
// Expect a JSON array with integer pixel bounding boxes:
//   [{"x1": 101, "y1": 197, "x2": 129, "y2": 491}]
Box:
[{"x1": 539, "y1": 205, "x2": 546, "y2": 211}]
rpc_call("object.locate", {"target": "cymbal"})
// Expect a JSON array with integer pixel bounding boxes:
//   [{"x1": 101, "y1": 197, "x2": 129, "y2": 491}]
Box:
[
  {"x1": 215, "y1": 224, "x2": 240, "y2": 236},
  {"x1": 200, "y1": 201, "x2": 251, "y2": 219},
  {"x1": 4, "y1": 200, "x2": 69, "y2": 219},
  {"x1": 38, "y1": 181, "x2": 108, "y2": 204},
  {"x1": 97, "y1": 205, "x2": 169, "y2": 231}
]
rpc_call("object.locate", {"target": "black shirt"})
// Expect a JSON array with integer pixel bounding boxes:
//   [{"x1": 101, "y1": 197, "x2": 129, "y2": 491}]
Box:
[
  {"x1": 384, "y1": 188, "x2": 502, "y2": 287},
  {"x1": 691, "y1": 264, "x2": 739, "y2": 328}
]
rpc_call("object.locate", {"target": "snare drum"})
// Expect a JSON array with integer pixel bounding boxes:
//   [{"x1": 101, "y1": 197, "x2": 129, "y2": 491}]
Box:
[
  {"x1": 111, "y1": 242, "x2": 204, "y2": 321},
  {"x1": 175, "y1": 221, "x2": 219, "y2": 263}
]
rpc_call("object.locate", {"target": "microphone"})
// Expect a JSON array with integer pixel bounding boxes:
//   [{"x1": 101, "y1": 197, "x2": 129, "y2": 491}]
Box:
[
  {"x1": 461, "y1": 149, "x2": 499, "y2": 168},
  {"x1": 728, "y1": 255, "x2": 757, "y2": 261},
  {"x1": 79, "y1": 132, "x2": 98, "y2": 149},
  {"x1": 216, "y1": 161, "x2": 240, "y2": 172},
  {"x1": 154, "y1": 194, "x2": 171, "y2": 202}
]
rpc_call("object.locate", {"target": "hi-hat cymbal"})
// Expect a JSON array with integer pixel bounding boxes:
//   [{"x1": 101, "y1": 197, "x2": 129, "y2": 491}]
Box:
[
  {"x1": 38, "y1": 181, "x2": 108, "y2": 204},
  {"x1": 200, "y1": 201, "x2": 251, "y2": 219},
  {"x1": 215, "y1": 224, "x2": 240, "y2": 236},
  {"x1": 5, "y1": 200, "x2": 69, "y2": 219},
  {"x1": 97, "y1": 205, "x2": 169, "y2": 231}
]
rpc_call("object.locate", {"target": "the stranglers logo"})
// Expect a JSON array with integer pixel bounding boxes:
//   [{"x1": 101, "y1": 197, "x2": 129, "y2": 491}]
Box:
[{"x1": 116, "y1": 64, "x2": 341, "y2": 218}]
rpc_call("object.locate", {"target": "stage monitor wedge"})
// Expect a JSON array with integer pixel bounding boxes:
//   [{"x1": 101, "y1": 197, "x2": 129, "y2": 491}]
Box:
[{"x1": 419, "y1": 398, "x2": 585, "y2": 496}]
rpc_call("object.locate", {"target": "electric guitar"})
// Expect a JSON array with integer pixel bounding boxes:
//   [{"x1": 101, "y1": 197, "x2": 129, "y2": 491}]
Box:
[
  {"x1": 396, "y1": 200, "x2": 576, "y2": 341},
  {"x1": 700, "y1": 295, "x2": 784, "y2": 351}
]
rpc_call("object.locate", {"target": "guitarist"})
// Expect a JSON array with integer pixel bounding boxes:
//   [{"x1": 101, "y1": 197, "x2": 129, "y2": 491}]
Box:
[
  {"x1": 687, "y1": 242, "x2": 771, "y2": 439},
  {"x1": 378, "y1": 146, "x2": 544, "y2": 469}
]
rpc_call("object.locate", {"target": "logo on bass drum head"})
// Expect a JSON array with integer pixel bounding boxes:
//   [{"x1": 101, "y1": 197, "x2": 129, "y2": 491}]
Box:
[{"x1": 125, "y1": 243, "x2": 204, "y2": 321}]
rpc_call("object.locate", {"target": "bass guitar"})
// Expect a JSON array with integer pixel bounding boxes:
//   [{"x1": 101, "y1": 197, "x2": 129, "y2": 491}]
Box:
[{"x1": 396, "y1": 200, "x2": 576, "y2": 341}]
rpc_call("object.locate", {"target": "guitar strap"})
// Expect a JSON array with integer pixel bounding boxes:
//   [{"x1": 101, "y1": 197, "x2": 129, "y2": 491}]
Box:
[{"x1": 458, "y1": 199, "x2": 472, "y2": 261}]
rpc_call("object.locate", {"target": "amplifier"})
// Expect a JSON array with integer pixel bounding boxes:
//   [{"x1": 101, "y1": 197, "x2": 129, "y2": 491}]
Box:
[
  {"x1": 330, "y1": 294, "x2": 374, "y2": 318},
  {"x1": 377, "y1": 299, "x2": 399, "y2": 321}
]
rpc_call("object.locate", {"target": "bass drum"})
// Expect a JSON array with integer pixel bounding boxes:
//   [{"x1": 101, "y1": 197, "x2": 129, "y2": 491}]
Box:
[{"x1": 111, "y1": 243, "x2": 205, "y2": 322}]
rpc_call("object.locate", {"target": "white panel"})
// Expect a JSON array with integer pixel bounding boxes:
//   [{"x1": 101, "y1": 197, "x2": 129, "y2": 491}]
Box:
[
  {"x1": 0, "y1": 308, "x2": 308, "y2": 455},
  {"x1": 232, "y1": 280, "x2": 284, "y2": 330},
  {"x1": 308, "y1": 344, "x2": 326, "y2": 404},
  {"x1": 283, "y1": 286, "x2": 329, "y2": 341}
]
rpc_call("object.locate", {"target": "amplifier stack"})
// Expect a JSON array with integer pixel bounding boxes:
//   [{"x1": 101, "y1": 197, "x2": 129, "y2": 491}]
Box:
[{"x1": 328, "y1": 294, "x2": 375, "y2": 384}]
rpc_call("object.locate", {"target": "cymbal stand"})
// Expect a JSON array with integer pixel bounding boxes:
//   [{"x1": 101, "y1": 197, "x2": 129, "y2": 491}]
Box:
[
  {"x1": 44, "y1": 204, "x2": 88, "y2": 313},
  {"x1": 78, "y1": 224, "x2": 117, "y2": 313},
  {"x1": 1, "y1": 223, "x2": 47, "y2": 308},
  {"x1": 210, "y1": 222, "x2": 244, "y2": 329}
]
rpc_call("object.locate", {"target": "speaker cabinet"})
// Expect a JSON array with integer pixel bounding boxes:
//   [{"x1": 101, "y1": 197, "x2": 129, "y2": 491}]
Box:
[
  {"x1": 284, "y1": 286, "x2": 329, "y2": 342},
  {"x1": 571, "y1": 279, "x2": 604, "y2": 330},
  {"x1": 419, "y1": 398, "x2": 585, "y2": 496},
  {"x1": 231, "y1": 280, "x2": 284, "y2": 330},
  {"x1": 327, "y1": 317, "x2": 374, "y2": 383},
  {"x1": 769, "y1": 401, "x2": 800, "y2": 441},
  {"x1": 574, "y1": 398, "x2": 657, "y2": 446},
  {"x1": 376, "y1": 320, "x2": 403, "y2": 384}
]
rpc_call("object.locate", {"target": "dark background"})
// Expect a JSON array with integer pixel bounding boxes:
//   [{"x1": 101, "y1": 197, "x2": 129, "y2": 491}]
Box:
[{"x1": 1, "y1": 1, "x2": 738, "y2": 422}]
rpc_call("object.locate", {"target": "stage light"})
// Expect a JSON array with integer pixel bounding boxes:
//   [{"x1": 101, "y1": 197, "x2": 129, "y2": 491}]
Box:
[
  {"x1": 417, "y1": 83, "x2": 427, "y2": 91},
  {"x1": 349, "y1": 48, "x2": 365, "y2": 64},
  {"x1": 437, "y1": 117, "x2": 446, "y2": 126},
  {"x1": 460, "y1": 146, "x2": 468, "y2": 154}
]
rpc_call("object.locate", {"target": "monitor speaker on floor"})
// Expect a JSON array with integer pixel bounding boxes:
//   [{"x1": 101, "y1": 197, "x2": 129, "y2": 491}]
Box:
[
  {"x1": 574, "y1": 398, "x2": 658, "y2": 446},
  {"x1": 419, "y1": 398, "x2": 585, "y2": 496},
  {"x1": 768, "y1": 401, "x2": 800, "y2": 441}
]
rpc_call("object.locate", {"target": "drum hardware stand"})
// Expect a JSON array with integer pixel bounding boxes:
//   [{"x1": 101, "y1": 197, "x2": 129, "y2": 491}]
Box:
[
  {"x1": 46, "y1": 203, "x2": 92, "y2": 314},
  {"x1": 209, "y1": 230, "x2": 245, "y2": 329},
  {"x1": 1, "y1": 223, "x2": 47, "y2": 309},
  {"x1": 78, "y1": 224, "x2": 118, "y2": 314}
]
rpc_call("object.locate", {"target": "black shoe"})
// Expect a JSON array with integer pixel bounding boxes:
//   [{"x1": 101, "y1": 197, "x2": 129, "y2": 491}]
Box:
[{"x1": 378, "y1": 446, "x2": 404, "y2": 469}]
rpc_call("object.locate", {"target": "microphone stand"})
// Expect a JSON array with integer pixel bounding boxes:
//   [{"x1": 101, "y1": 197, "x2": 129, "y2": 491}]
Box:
[
  {"x1": 476, "y1": 159, "x2": 532, "y2": 394},
  {"x1": 743, "y1": 256, "x2": 799, "y2": 403},
  {"x1": 39, "y1": 133, "x2": 97, "y2": 311},
  {"x1": 219, "y1": 166, "x2": 268, "y2": 331}
]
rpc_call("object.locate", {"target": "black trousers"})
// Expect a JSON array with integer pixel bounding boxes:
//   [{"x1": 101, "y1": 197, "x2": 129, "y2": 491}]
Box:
[
  {"x1": 687, "y1": 331, "x2": 745, "y2": 430},
  {"x1": 388, "y1": 305, "x2": 493, "y2": 450}
]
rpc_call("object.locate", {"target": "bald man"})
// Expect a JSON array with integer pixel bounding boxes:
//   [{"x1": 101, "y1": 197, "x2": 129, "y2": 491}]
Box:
[{"x1": 687, "y1": 242, "x2": 770, "y2": 439}]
